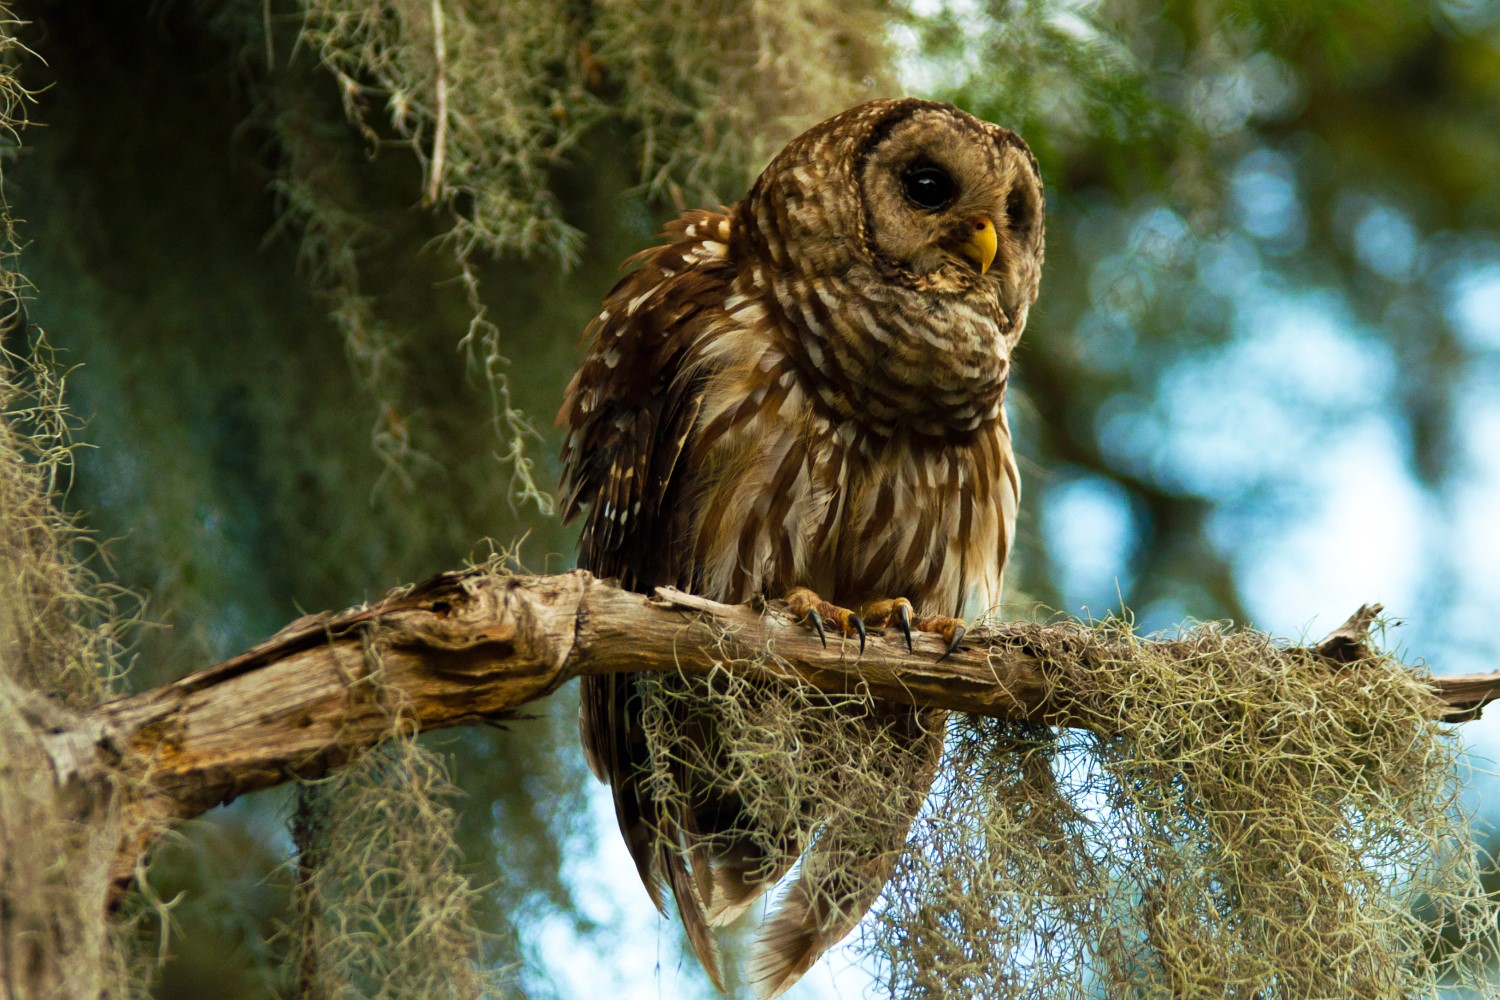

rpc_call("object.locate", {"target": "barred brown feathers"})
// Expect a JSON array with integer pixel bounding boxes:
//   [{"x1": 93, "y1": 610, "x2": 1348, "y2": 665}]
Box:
[{"x1": 558, "y1": 98, "x2": 1044, "y2": 996}]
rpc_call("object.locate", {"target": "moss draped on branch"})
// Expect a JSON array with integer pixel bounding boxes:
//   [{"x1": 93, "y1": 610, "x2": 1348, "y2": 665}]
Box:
[{"x1": 44, "y1": 568, "x2": 1492, "y2": 883}]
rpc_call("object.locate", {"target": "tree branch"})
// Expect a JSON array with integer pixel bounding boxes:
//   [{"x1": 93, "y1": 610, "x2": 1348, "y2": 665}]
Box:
[{"x1": 63, "y1": 569, "x2": 1500, "y2": 894}]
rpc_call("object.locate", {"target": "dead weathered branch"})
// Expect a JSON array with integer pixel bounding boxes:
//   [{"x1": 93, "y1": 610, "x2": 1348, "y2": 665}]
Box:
[{"x1": 37, "y1": 568, "x2": 1499, "y2": 894}]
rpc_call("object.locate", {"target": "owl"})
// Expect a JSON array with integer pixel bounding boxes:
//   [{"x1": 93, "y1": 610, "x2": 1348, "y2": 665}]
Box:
[{"x1": 558, "y1": 98, "x2": 1044, "y2": 996}]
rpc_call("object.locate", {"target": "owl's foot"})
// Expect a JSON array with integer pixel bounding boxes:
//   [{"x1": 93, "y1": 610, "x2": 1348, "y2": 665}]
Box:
[
  {"x1": 786, "y1": 587, "x2": 868, "y2": 654},
  {"x1": 857, "y1": 598, "x2": 966, "y2": 659},
  {"x1": 925, "y1": 616, "x2": 967, "y2": 660},
  {"x1": 784, "y1": 590, "x2": 966, "y2": 659}
]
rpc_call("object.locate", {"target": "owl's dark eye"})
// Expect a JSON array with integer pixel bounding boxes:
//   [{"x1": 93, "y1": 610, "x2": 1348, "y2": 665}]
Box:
[{"x1": 901, "y1": 164, "x2": 955, "y2": 212}]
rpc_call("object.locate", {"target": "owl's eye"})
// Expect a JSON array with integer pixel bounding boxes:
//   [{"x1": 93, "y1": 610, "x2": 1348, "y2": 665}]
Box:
[{"x1": 901, "y1": 165, "x2": 955, "y2": 212}]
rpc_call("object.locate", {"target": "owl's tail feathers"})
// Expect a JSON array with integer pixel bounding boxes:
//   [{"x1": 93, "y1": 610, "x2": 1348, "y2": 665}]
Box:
[
  {"x1": 663, "y1": 843, "x2": 728, "y2": 994},
  {"x1": 744, "y1": 847, "x2": 896, "y2": 1000},
  {"x1": 704, "y1": 837, "x2": 794, "y2": 928}
]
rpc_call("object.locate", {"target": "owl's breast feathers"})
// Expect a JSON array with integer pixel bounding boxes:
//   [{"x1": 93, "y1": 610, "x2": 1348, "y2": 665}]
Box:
[{"x1": 559, "y1": 208, "x2": 1019, "y2": 619}]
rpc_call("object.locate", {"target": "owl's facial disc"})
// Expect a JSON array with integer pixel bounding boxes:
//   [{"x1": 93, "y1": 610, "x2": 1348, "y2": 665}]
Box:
[{"x1": 855, "y1": 107, "x2": 1041, "y2": 293}]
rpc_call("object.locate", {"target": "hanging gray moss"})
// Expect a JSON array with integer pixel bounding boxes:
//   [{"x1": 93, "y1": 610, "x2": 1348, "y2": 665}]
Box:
[
  {"x1": 287, "y1": 739, "x2": 510, "y2": 1000},
  {"x1": 636, "y1": 614, "x2": 1499, "y2": 998}
]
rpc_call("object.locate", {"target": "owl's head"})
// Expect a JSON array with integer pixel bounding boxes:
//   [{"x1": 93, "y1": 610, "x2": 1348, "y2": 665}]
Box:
[{"x1": 742, "y1": 98, "x2": 1045, "y2": 344}]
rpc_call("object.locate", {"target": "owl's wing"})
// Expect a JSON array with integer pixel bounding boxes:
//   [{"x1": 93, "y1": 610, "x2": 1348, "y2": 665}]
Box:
[
  {"x1": 559, "y1": 209, "x2": 734, "y2": 591},
  {"x1": 557, "y1": 209, "x2": 736, "y2": 985}
]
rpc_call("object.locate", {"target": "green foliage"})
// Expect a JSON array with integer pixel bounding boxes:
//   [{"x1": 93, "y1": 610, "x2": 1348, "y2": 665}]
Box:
[{"x1": 898, "y1": 0, "x2": 1170, "y2": 175}]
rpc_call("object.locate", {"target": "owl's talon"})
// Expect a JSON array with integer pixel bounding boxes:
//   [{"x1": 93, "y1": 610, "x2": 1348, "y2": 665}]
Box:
[
  {"x1": 785, "y1": 587, "x2": 870, "y2": 651},
  {"x1": 938, "y1": 625, "x2": 966, "y2": 661},
  {"x1": 893, "y1": 604, "x2": 913, "y2": 653},
  {"x1": 805, "y1": 609, "x2": 828, "y2": 647}
]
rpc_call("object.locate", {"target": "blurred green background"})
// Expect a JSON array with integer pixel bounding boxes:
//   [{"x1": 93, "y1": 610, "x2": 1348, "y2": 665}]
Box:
[{"x1": 4, "y1": 0, "x2": 1499, "y2": 996}]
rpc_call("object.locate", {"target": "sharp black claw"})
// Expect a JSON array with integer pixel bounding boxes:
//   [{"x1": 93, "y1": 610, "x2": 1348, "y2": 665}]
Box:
[
  {"x1": 807, "y1": 608, "x2": 827, "y2": 647},
  {"x1": 895, "y1": 604, "x2": 913, "y2": 654},
  {"x1": 938, "y1": 625, "x2": 966, "y2": 662},
  {"x1": 851, "y1": 615, "x2": 867, "y2": 655}
]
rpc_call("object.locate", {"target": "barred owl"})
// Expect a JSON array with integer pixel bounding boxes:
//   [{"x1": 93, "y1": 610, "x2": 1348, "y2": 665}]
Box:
[{"x1": 559, "y1": 98, "x2": 1044, "y2": 996}]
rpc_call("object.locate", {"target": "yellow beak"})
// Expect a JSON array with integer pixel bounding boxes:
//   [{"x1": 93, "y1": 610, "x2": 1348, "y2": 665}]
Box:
[{"x1": 958, "y1": 215, "x2": 998, "y2": 275}]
